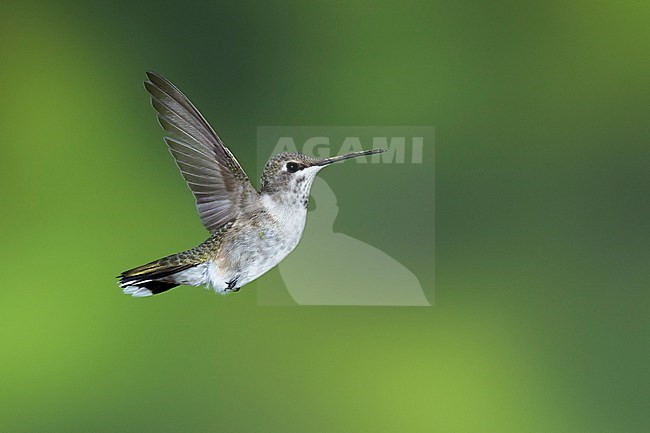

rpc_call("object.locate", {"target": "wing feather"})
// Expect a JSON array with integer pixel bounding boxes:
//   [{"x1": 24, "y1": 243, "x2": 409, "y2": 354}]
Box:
[{"x1": 144, "y1": 71, "x2": 258, "y2": 232}]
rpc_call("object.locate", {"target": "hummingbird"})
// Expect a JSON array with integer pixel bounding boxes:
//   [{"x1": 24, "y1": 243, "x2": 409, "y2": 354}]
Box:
[{"x1": 119, "y1": 71, "x2": 385, "y2": 297}]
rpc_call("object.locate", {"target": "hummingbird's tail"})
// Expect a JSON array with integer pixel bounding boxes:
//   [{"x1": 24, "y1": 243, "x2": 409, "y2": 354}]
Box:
[{"x1": 118, "y1": 253, "x2": 203, "y2": 297}]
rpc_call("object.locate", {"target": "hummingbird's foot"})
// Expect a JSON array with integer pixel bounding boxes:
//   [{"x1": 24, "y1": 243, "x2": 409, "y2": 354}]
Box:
[{"x1": 225, "y1": 277, "x2": 240, "y2": 293}]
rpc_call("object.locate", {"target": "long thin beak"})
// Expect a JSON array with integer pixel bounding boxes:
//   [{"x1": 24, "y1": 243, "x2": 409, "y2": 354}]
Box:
[{"x1": 313, "y1": 148, "x2": 385, "y2": 166}]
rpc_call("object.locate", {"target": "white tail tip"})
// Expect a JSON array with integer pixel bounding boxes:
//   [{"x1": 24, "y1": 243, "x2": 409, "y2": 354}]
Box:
[{"x1": 123, "y1": 285, "x2": 153, "y2": 297}]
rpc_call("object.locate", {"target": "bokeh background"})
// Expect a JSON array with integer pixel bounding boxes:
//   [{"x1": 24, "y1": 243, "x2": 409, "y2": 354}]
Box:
[{"x1": 1, "y1": 1, "x2": 648, "y2": 432}]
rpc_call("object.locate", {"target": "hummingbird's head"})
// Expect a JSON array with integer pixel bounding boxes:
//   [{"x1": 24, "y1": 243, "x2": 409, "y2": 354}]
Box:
[{"x1": 260, "y1": 149, "x2": 385, "y2": 205}]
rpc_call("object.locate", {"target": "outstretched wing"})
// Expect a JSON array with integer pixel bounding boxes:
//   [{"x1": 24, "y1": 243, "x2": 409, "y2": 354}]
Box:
[{"x1": 144, "y1": 71, "x2": 258, "y2": 233}]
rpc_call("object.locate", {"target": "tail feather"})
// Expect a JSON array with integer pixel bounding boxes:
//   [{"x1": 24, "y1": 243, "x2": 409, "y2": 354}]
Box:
[{"x1": 118, "y1": 255, "x2": 196, "y2": 297}]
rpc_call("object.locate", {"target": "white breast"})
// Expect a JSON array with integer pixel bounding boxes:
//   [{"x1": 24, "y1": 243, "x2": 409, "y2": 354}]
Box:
[
  {"x1": 200, "y1": 194, "x2": 310, "y2": 293},
  {"x1": 260, "y1": 193, "x2": 308, "y2": 252}
]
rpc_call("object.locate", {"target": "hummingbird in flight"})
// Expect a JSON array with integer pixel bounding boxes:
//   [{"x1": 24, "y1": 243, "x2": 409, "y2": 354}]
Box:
[{"x1": 119, "y1": 71, "x2": 385, "y2": 297}]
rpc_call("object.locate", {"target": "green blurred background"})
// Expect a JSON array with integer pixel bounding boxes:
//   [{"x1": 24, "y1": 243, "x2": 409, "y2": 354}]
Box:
[{"x1": 1, "y1": 1, "x2": 648, "y2": 432}]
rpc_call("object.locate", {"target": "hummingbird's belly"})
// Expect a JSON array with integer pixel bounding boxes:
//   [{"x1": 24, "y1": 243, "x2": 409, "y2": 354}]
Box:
[{"x1": 206, "y1": 218, "x2": 305, "y2": 293}]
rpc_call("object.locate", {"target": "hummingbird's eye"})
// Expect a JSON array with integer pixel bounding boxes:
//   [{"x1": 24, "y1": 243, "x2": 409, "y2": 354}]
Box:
[{"x1": 286, "y1": 162, "x2": 300, "y2": 173}]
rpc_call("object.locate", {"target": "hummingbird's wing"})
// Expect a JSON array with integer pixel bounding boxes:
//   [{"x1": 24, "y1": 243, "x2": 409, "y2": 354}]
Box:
[{"x1": 144, "y1": 71, "x2": 258, "y2": 233}]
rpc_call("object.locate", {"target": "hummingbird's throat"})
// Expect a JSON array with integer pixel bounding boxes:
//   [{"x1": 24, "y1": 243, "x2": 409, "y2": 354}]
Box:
[{"x1": 290, "y1": 167, "x2": 321, "y2": 208}]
